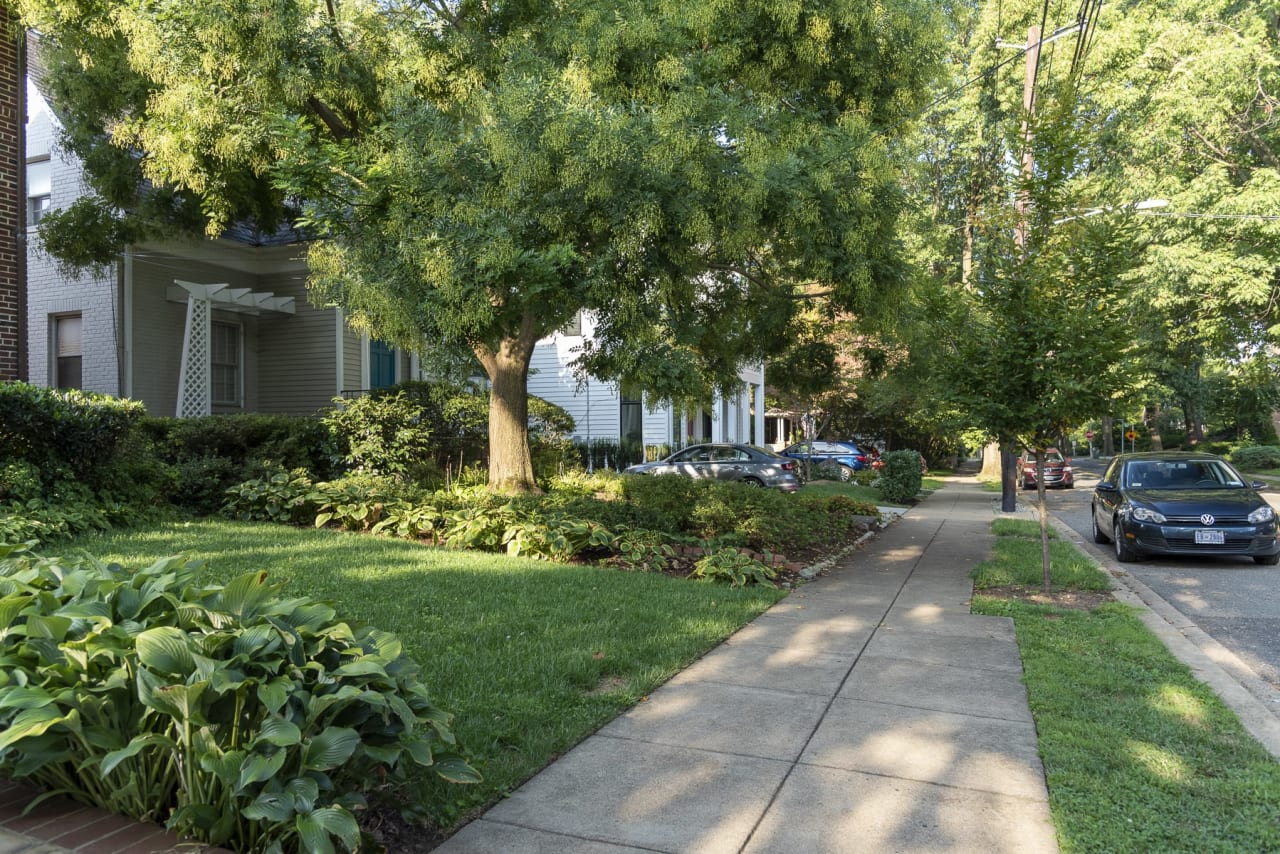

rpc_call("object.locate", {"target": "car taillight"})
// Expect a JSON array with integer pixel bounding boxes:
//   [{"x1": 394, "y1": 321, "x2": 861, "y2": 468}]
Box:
[
  {"x1": 855, "y1": 454, "x2": 867, "y2": 463},
  {"x1": 780, "y1": 461, "x2": 795, "y2": 471}
]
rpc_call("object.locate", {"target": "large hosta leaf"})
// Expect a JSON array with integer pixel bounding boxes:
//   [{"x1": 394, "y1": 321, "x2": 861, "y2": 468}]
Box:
[
  {"x1": 297, "y1": 807, "x2": 359, "y2": 854},
  {"x1": 302, "y1": 727, "x2": 360, "y2": 771},
  {"x1": 0, "y1": 706, "x2": 78, "y2": 751},
  {"x1": 135, "y1": 626, "x2": 196, "y2": 676},
  {"x1": 237, "y1": 749, "x2": 289, "y2": 790}
]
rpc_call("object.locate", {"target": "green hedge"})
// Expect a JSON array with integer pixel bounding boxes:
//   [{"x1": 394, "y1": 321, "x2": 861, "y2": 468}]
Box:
[
  {"x1": 0, "y1": 544, "x2": 477, "y2": 852},
  {"x1": 878, "y1": 450, "x2": 923, "y2": 504},
  {"x1": 0, "y1": 382, "x2": 144, "y2": 489},
  {"x1": 1230, "y1": 444, "x2": 1280, "y2": 471}
]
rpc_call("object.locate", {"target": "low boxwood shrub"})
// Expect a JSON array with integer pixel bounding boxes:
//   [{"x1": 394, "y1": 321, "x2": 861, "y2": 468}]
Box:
[
  {"x1": 878, "y1": 450, "x2": 924, "y2": 504},
  {"x1": 1230, "y1": 444, "x2": 1280, "y2": 471},
  {"x1": 0, "y1": 544, "x2": 478, "y2": 852},
  {"x1": 0, "y1": 382, "x2": 144, "y2": 491}
]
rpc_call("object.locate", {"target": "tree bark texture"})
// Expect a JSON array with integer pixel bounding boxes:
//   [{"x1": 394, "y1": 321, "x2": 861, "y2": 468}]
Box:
[{"x1": 476, "y1": 313, "x2": 541, "y2": 493}]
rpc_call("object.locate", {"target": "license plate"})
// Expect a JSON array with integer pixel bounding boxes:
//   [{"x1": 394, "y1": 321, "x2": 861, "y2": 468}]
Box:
[{"x1": 1194, "y1": 530, "x2": 1225, "y2": 545}]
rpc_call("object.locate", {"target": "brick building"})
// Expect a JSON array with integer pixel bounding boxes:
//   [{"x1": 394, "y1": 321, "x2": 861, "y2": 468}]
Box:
[{"x1": 0, "y1": 8, "x2": 23, "y2": 382}]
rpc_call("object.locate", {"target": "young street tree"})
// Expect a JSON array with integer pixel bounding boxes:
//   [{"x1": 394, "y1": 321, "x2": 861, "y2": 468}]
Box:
[{"x1": 21, "y1": 0, "x2": 944, "y2": 492}]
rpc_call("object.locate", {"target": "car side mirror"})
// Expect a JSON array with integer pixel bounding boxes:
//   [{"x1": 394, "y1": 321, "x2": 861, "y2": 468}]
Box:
[
  {"x1": 1096, "y1": 480, "x2": 1116, "y2": 491},
  {"x1": 1251, "y1": 480, "x2": 1269, "y2": 490}
]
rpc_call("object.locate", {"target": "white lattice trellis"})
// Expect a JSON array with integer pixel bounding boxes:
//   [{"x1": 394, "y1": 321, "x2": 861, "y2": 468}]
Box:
[
  {"x1": 176, "y1": 294, "x2": 212, "y2": 417},
  {"x1": 171, "y1": 280, "x2": 295, "y2": 417}
]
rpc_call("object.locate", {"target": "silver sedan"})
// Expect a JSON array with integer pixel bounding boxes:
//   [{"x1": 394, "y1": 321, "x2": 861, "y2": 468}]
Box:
[{"x1": 624, "y1": 443, "x2": 801, "y2": 492}]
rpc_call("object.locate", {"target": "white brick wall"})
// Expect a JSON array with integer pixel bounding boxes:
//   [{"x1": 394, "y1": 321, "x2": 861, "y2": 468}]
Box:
[{"x1": 24, "y1": 85, "x2": 122, "y2": 395}]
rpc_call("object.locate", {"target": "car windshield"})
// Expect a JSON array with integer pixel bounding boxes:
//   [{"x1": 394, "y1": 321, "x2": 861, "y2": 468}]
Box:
[
  {"x1": 1025, "y1": 451, "x2": 1065, "y2": 464},
  {"x1": 1124, "y1": 459, "x2": 1245, "y2": 489}
]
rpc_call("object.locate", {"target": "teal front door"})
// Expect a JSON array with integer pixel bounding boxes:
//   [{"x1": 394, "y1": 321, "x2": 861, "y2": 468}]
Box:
[{"x1": 370, "y1": 340, "x2": 396, "y2": 389}]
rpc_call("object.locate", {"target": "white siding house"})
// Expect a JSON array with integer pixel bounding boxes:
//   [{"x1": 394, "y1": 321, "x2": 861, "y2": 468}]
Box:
[{"x1": 531, "y1": 311, "x2": 765, "y2": 461}]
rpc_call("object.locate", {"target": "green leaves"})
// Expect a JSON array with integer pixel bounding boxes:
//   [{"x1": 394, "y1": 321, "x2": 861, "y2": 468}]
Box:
[{"x1": 0, "y1": 544, "x2": 478, "y2": 853}]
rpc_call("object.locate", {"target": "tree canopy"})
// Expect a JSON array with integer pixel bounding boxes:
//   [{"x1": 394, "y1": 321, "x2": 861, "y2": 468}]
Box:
[{"x1": 20, "y1": 0, "x2": 946, "y2": 491}]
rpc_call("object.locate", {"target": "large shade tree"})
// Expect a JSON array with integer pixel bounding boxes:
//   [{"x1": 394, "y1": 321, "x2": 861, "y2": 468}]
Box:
[{"x1": 20, "y1": 0, "x2": 945, "y2": 491}]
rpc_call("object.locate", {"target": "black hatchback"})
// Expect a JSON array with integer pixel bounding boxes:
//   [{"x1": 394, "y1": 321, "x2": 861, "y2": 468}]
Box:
[{"x1": 1091, "y1": 452, "x2": 1279, "y2": 564}]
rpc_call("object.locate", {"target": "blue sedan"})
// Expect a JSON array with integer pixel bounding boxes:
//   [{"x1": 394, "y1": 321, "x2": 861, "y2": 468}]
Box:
[
  {"x1": 779, "y1": 441, "x2": 874, "y2": 481},
  {"x1": 1091, "y1": 452, "x2": 1279, "y2": 565}
]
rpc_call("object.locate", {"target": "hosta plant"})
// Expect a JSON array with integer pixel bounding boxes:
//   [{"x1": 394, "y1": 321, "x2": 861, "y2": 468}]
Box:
[
  {"x1": 691, "y1": 547, "x2": 778, "y2": 588},
  {"x1": 0, "y1": 544, "x2": 478, "y2": 853}
]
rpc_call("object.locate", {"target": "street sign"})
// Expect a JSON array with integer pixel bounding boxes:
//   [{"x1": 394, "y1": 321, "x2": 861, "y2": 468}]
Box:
[
  {"x1": 1125, "y1": 430, "x2": 1137, "y2": 440},
  {"x1": 1086, "y1": 431, "x2": 1094, "y2": 439}
]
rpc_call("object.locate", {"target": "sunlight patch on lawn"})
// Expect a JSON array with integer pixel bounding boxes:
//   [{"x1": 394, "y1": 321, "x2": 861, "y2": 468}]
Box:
[
  {"x1": 1152, "y1": 683, "x2": 1209, "y2": 728},
  {"x1": 1127, "y1": 740, "x2": 1192, "y2": 783}
]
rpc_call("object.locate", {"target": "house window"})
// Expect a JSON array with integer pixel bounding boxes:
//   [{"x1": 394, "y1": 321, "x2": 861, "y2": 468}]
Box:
[
  {"x1": 53, "y1": 314, "x2": 82, "y2": 390},
  {"x1": 620, "y1": 385, "x2": 643, "y2": 443},
  {"x1": 211, "y1": 321, "x2": 242, "y2": 406},
  {"x1": 26, "y1": 158, "x2": 51, "y2": 225},
  {"x1": 560, "y1": 310, "x2": 583, "y2": 337}
]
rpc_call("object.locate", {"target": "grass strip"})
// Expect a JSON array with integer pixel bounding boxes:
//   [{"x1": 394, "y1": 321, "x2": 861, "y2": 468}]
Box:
[
  {"x1": 67, "y1": 519, "x2": 786, "y2": 829},
  {"x1": 972, "y1": 525, "x2": 1280, "y2": 853},
  {"x1": 975, "y1": 518, "x2": 1109, "y2": 591}
]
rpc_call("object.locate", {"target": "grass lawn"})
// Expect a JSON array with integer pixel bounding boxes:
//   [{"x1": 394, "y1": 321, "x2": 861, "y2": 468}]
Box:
[
  {"x1": 66, "y1": 519, "x2": 786, "y2": 829},
  {"x1": 972, "y1": 522, "x2": 1280, "y2": 853},
  {"x1": 800, "y1": 475, "x2": 944, "y2": 505}
]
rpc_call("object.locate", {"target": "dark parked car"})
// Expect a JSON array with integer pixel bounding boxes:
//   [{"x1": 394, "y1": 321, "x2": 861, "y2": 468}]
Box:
[
  {"x1": 1091, "y1": 452, "x2": 1279, "y2": 564},
  {"x1": 779, "y1": 441, "x2": 874, "y2": 481},
  {"x1": 624, "y1": 443, "x2": 801, "y2": 492},
  {"x1": 1020, "y1": 448, "x2": 1074, "y2": 489}
]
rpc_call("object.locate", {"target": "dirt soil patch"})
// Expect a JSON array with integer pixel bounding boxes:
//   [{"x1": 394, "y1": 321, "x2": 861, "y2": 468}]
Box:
[{"x1": 978, "y1": 583, "x2": 1114, "y2": 611}]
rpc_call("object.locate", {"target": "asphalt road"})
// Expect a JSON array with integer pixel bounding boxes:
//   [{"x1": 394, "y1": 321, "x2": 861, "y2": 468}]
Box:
[{"x1": 1038, "y1": 456, "x2": 1280, "y2": 693}]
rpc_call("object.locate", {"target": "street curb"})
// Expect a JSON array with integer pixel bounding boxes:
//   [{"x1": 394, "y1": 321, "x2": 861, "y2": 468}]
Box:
[{"x1": 1042, "y1": 512, "x2": 1280, "y2": 761}]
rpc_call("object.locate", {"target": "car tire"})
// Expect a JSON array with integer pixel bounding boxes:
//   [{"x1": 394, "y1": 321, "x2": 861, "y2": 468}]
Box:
[
  {"x1": 1113, "y1": 517, "x2": 1137, "y2": 562},
  {"x1": 1022, "y1": 480, "x2": 1034, "y2": 490},
  {"x1": 741, "y1": 477, "x2": 764, "y2": 488},
  {"x1": 1254, "y1": 553, "x2": 1280, "y2": 566},
  {"x1": 839, "y1": 465, "x2": 855, "y2": 482},
  {"x1": 1092, "y1": 511, "x2": 1109, "y2": 544}
]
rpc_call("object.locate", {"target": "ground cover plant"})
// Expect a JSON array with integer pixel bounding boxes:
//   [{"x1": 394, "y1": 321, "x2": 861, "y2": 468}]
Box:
[
  {"x1": 64, "y1": 520, "x2": 787, "y2": 837},
  {"x1": 972, "y1": 523, "x2": 1280, "y2": 853},
  {"x1": 222, "y1": 470, "x2": 880, "y2": 581},
  {"x1": 0, "y1": 543, "x2": 476, "y2": 852}
]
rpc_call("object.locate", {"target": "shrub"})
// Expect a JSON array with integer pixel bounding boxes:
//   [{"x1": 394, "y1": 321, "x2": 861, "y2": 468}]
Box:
[
  {"x1": 878, "y1": 450, "x2": 923, "y2": 504},
  {"x1": 0, "y1": 382, "x2": 144, "y2": 490},
  {"x1": 0, "y1": 545, "x2": 478, "y2": 853},
  {"x1": 143, "y1": 414, "x2": 338, "y2": 514},
  {"x1": 1230, "y1": 445, "x2": 1280, "y2": 471},
  {"x1": 323, "y1": 392, "x2": 438, "y2": 481}
]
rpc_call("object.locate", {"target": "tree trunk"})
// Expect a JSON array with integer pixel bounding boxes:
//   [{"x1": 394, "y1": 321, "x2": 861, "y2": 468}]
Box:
[
  {"x1": 980, "y1": 440, "x2": 1002, "y2": 480},
  {"x1": 1000, "y1": 446, "x2": 1017, "y2": 513},
  {"x1": 1102, "y1": 414, "x2": 1114, "y2": 457},
  {"x1": 476, "y1": 314, "x2": 541, "y2": 493},
  {"x1": 1036, "y1": 451, "x2": 1051, "y2": 595}
]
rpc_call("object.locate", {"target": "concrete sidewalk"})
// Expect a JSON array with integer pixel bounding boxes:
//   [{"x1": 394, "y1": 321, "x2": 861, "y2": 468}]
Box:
[{"x1": 439, "y1": 478, "x2": 1059, "y2": 853}]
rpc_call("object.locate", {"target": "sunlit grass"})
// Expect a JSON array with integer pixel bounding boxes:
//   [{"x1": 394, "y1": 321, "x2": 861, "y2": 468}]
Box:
[
  {"x1": 972, "y1": 520, "x2": 1109, "y2": 591},
  {"x1": 974, "y1": 527, "x2": 1280, "y2": 853},
  {"x1": 66, "y1": 519, "x2": 786, "y2": 829}
]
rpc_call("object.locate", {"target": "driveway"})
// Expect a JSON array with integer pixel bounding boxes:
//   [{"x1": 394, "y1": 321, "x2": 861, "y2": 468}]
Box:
[{"x1": 1036, "y1": 457, "x2": 1280, "y2": 707}]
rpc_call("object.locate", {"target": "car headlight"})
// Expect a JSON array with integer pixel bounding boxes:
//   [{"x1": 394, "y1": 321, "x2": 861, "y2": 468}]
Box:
[
  {"x1": 1129, "y1": 506, "x2": 1166, "y2": 524},
  {"x1": 1248, "y1": 505, "x2": 1275, "y2": 524}
]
